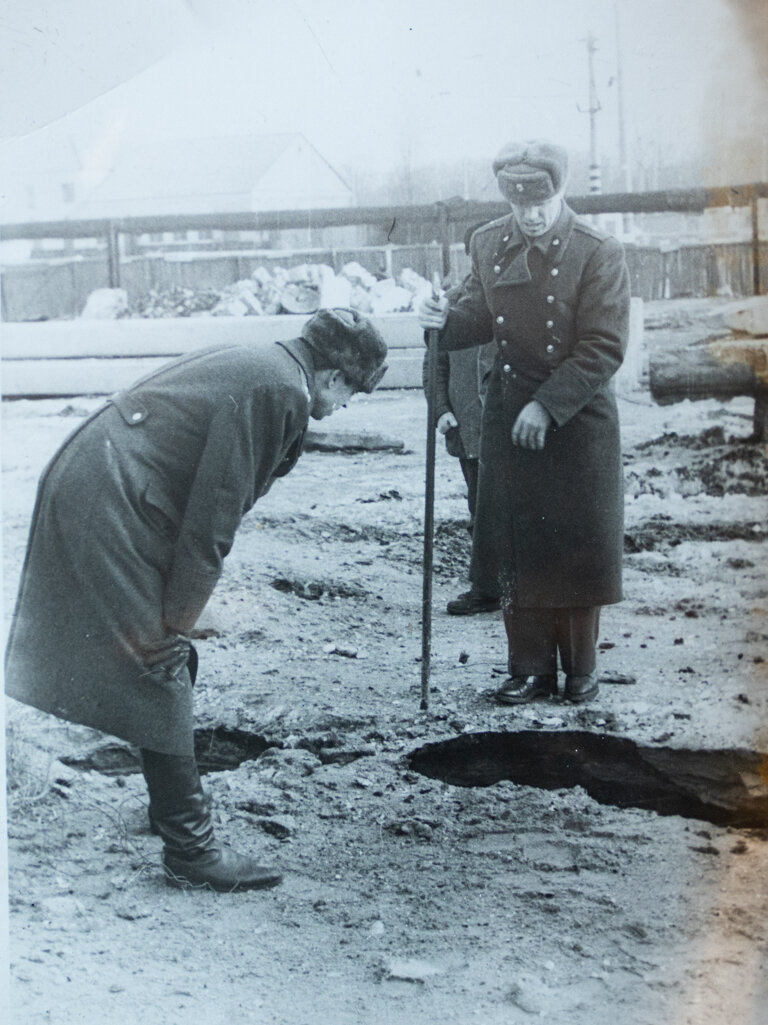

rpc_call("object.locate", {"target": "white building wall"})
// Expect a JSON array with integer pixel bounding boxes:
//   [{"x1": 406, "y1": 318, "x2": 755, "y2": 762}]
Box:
[{"x1": 250, "y1": 142, "x2": 352, "y2": 211}]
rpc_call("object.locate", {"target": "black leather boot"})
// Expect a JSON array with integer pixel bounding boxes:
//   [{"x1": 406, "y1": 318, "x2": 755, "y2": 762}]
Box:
[
  {"x1": 148, "y1": 644, "x2": 198, "y2": 836},
  {"x1": 141, "y1": 748, "x2": 282, "y2": 892}
]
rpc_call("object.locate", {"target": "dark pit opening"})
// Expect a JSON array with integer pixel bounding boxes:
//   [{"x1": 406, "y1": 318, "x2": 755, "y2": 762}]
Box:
[
  {"x1": 409, "y1": 731, "x2": 768, "y2": 830},
  {"x1": 61, "y1": 726, "x2": 274, "y2": 777},
  {"x1": 193, "y1": 727, "x2": 273, "y2": 773}
]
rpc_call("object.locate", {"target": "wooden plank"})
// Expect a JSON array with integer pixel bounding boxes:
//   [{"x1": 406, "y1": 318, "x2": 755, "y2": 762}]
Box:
[
  {"x1": 0, "y1": 313, "x2": 426, "y2": 360},
  {"x1": 304, "y1": 430, "x2": 405, "y2": 452},
  {"x1": 1, "y1": 357, "x2": 171, "y2": 398},
  {"x1": 0, "y1": 348, "x2": 424, "y2": 397},
  {"x1": 1, "y1": 303, "x2": 650, "y2": 398}
]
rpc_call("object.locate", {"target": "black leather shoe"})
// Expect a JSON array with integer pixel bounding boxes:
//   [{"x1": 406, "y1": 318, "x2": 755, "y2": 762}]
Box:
[
  {"x1": 494, "y1": 674, "x2": 558, "y2": 705},
  {"x1": 447, "y1": 590, "x2": 501, "y2": 615},
  {"x1": 564, "y1": 674, "x2": 599, "y2": 704},
  {"x1": 164, "y1": 845, "x2": 283, "y2": 892}
]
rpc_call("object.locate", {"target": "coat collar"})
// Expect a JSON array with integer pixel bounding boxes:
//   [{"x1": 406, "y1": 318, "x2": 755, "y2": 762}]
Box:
[
  {"x1": 496, "y1": 201, "x2": 574, "y2": 256},
  {"x1": 493, "y1": 203, "x2": 576, "y2": 286},
  {"x1": 276, "y1": 337, "x2": 316, "y2": 408}
]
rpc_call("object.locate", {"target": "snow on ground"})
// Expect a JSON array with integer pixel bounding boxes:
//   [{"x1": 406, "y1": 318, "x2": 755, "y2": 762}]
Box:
[{"x1": 3, "y1": 299, "x2": 768, "y2": 1025}]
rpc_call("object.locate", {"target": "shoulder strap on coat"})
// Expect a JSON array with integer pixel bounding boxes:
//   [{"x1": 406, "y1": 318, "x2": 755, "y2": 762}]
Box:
[
  {"x1": 110, "y1": 393, "x2": 149, "y2": 425},
  {"x1": 572, "y1": 217, "x2": 611, "y2": 243}
]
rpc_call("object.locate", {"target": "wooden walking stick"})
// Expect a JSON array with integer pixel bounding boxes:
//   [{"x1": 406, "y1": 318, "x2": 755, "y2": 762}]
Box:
[{"x1": 420, "y1": 272, "x2": 443, "y2": 711}]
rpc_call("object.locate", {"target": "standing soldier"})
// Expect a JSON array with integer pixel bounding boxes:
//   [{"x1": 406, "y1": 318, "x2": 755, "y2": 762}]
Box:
[
  {"x1": 419, "y1": 140, "x2": 630, "y2": 706},
  {"x1": 5, "y1": 308, "x2": 387, "y2": 891},
  {"x1": 422, "y1": 224, "x2": 499, "y2": 616}
]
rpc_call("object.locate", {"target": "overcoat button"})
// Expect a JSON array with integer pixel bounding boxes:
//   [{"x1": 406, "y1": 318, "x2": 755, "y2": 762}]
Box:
[
  {"x1": 516, "y1": 183, "x2": 524, "y2": 192},
  {"x1": 546, "y1": 344, "x2": 555, "y2": 353},
  {"x1": 502, "y1": 235, "x2": 509, "y2": 242},
  {"x1": 500, "y1": 339, "x2": 508, "y2": 346},
  {"x1": 503, "y1": 364, "x2": 512, "y2": 373},
  {"x1": 496, "y1": 315, "x2": 504, "y2": 324},
  {"x1": 131, "y1": 412, "x2": 142, "y2": 421},
  {"x1": 552, "y1": 238, "x2": 560, "y2": 246},
  {"x1": 546, "y1": 319, "x2": 554, "y2": 328},
  {"x1": 546, "y1": 295, "x2": 555, "y2": 303},
  {"x1": 551, "y1": 268, "x2": 559, "y2": 276},
  {"x1": 494, "y1": 265, "x2": 501, "y2": 273}
]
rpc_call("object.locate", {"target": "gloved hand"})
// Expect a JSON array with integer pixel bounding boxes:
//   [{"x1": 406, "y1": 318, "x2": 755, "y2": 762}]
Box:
[{"x1": 436, "y1": 411, "x2": 459, "y2": 435}]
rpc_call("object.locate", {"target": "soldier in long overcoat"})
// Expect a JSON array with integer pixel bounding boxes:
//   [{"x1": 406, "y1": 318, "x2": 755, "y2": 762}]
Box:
[
  {"x1": 422, "y1": 270, "x2": 499, "y2": 616},
  {"x1": 5, "y1": 307, "x2": 387, "y2": 892},
  {"x1": 419, "y1": 140, "x2": 630, "y2": 706}
]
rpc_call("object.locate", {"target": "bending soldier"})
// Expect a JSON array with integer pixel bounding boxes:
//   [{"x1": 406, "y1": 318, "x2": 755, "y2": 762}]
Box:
[{"x1": 5, "y1": 308, "x2": 388, "y2": 891}]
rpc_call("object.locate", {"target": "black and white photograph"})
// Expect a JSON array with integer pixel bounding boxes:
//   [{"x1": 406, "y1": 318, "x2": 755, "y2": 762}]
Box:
[{"x1": 2, "y1": 1, "x2": 767, "y2": 1022}]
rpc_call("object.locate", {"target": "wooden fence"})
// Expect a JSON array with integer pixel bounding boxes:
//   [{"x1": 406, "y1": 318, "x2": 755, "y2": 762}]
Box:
[
  {"x1": 2, "y1": 240, "x2": 766, "y2": 322},
  {"x1": 2, "y1": 184, "x2": 766, "y2": 321}
]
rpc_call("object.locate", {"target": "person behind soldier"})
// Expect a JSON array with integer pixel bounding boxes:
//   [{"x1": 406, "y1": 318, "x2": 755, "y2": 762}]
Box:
[
  {"x1": 422, "y1": 224, "x2": 499, "y2": 616},
  {"x1": 419, "y1": 139, "x2": 629, "y2": 707},
  {"x1": 4, "y1": 308, "x2": 387, "y2": 892}
]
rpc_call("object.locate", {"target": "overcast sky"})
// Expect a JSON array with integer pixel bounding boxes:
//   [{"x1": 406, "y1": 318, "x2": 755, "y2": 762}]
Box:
[{"x1": 1, "y1": 0, "x2": 766, "y2": 177}]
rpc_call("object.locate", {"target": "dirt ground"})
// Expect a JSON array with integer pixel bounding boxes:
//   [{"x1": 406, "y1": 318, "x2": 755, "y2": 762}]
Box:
[{"x1": 3, "y1": 298, "x2": 768, "y2": 1025}]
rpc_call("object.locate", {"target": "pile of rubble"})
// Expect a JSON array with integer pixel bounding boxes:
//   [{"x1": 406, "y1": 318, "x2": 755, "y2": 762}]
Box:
[
  {"x1": 127, "y1": 287, "x2": 221, "y2": 319},
  {"x1": 81, "y1": 262, "x2": 434, "y2": 320}
]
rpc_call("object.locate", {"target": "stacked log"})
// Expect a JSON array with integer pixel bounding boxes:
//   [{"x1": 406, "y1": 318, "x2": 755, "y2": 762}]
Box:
[{"x1": 649, "y1": 297, "x2": 768, "y2": 441}]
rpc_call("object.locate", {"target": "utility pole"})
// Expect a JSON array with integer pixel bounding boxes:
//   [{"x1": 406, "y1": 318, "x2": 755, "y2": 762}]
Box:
[
  {"x1": 584, "y1": 32, "x2": 602, "y2": 194},
  {"x1": 614, "y1": 1, "x2": 633, "y2": 235}
]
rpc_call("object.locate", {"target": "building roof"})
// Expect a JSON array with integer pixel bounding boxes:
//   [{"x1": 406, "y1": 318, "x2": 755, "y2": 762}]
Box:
[
  {"x1": 1, "y1": 131, "x2": 352, "y2": 222},
  {"x1": 74, "y1": 132, "x2": 351, "y2": 217}
]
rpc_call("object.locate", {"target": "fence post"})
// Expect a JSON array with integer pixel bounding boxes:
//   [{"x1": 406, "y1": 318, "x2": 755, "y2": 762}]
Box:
[
  {"x1": 435, "y1": 202, "x2": 451, "y2": 280},
  {"x1": 751, "y1": 194, "x2": 762, "y2": 295},
  {"x1": 106, "y1": 221, "x2": 122, "y2": 289},
  {"x1": 753, "y1": 391, "x2": 767, "y2": 442}
]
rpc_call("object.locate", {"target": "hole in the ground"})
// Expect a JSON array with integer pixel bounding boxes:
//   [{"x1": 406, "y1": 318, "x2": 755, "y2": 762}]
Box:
[
  {"x1": 61, "y1": 727, "x2": 275, "y2": 776},
  {"x1": 193, "y1": 727, "x2": 273, "y2": 773},
  {"x1": 408, "y1": 731, "x2": 768, "y2": 830}
]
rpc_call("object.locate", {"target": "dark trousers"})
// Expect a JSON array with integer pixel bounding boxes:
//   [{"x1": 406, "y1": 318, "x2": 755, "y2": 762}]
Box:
[
  {"x1": 459, "y1": 456, "x2": 500, "y2": 600},
  {"x1": 503, "y1": 606, "x2": 600, "y2": 676},
  {"x1": 459, "y1": 456, "x2": 480, "y2": 526}
]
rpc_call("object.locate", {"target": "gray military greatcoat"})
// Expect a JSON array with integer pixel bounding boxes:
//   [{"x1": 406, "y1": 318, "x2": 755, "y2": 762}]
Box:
[
  {"x1": 438, "y1": 203, "x2": 630, "y2": 607},
  {"x1": 422, "y1": 281, "x2": 496, "y2": 461},
  {"x1": 5, "y1": 339, "x2": 317, "y2": 755}
]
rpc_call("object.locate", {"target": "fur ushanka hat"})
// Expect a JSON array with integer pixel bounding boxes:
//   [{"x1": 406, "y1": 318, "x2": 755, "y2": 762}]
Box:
[
  {"x1": 301, "y1": 308, "x2": 388, "y2": 393},
  {"x1": 493, "y1": 140, "x2": 569, "y2": 204}
]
